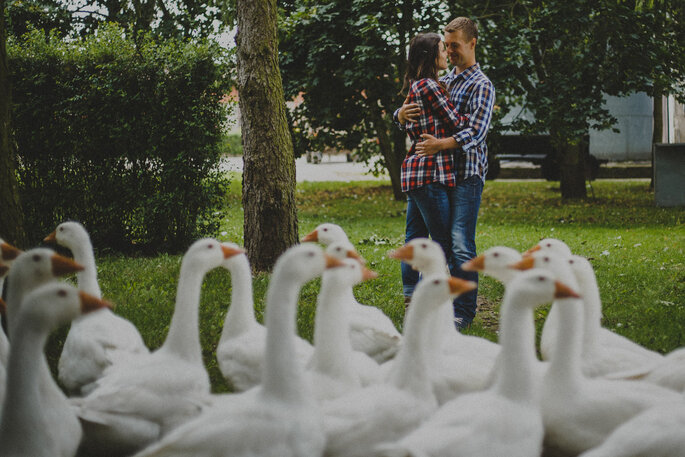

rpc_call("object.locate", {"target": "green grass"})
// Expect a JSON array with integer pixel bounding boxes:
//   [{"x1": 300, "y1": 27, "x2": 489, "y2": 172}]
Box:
[{"x1": 47, "y1": 178, "x2": 685, "y2": 393}]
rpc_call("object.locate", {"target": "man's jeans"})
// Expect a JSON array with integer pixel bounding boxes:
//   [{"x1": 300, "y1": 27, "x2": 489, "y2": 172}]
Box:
[
  {"x1": 449, "y1": 175, "x2": 483, "y2": 324},
  {"x1": 401, "y1": 176, "x2": 483, "y2": 326}
]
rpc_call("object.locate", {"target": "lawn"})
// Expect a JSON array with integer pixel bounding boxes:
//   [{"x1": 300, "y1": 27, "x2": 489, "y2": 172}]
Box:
[{"x1": 48, "y1": 177, "x2": 684, "y2": 393}]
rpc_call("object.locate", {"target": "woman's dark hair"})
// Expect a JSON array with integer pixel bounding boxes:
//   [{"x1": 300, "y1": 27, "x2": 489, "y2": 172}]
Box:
[{"x1": 402, "y1": 32, "x2": 443, "y2": 94}]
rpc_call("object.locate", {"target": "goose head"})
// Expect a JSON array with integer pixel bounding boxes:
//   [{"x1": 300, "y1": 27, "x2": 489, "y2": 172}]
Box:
[
  {"x1": 506, "y1": 269, "x2": 580, "y2": 310},
  {"x1": 410, "y1": 274, "x2": 476, "y2": 309},
  {"x1": 461, "y1": 246, "x2": 522, "y2": 283},
  {"x1": 44, "y1": 221, "x2": 90, "y2": 251},
  {"x1": 301, "y1": 223, "x2": 349, "y2": 245},
  {"x1": 182, "y1": 238, "x2": 237, "y2": 272},
  {"x1": 9, "y1": 248, "x2": 84, "y2": 287},
  {"x1": 511, "y1": 250, "x2": 578, "y2": 290},
  {"x1": 274, "y1": 243, "x2": 345, "y2": 285},
  {"x1": 322, "y1": 257, "x2": 377, "y2": 289},
  {"x1": 17, "y1": 282, "x2": 112, "y2": 331},
  {"x1": 524, "y1": 238, "x2": 572, "y2": 257},
  {"x1": 387, "y1": 238, "x2": 446, "y2": 274},
  {"x1": 325, "y1": 242, "x2": 365, "y2": 264}
]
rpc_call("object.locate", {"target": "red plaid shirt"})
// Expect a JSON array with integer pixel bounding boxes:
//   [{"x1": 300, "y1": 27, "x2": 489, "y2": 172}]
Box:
[{"x1": 401, "y1": 78, "x2": 468, "y2": 192}]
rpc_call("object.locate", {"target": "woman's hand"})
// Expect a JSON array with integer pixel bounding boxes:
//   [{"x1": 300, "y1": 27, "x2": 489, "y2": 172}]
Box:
[
  {"x1": 398, "y1": 102, "x2": 420, "y2": 124},
  {"x1": 415, "y1": 134, "x2": 440, "y2": 156}
]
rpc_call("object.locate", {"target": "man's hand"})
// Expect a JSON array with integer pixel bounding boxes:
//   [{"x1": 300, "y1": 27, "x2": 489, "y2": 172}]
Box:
[
  {"x1": 398, "y1": 102, "x2": 420, "y2": 124},
  {"x1": 416, "y1": 134, "x2": 458, "y2": 157}
]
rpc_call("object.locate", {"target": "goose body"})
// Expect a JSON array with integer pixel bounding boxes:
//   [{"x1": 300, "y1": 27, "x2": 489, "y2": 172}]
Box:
[
  {"x1": 131, "y1": 244, "x2": 338, "y2": 457},
  {"x1": 321, "y1": 275, "x2": 476, "y2": 457},
  {"x1": 0, "y1": 283, "x2": 110, "y2": 457},
  {"x1": 216, "y1": 242, "x2": 314, "y2": 392},
  {"x1": 0, "y1": 239, "x2": 21, "y2": 407},
  {"x1": 46, "y1": 221, "x2": 150, "y2": 395},
  {"x1": 74, "y1": 239, "x2": 234, "y2": 456},
  {"x1": 529, "y1": 251, "x2": 683, "y2": 456},
  {"x1": 388, "y1": 239, "x2": 499, "y2": 402},
  {"x1": 374, "y1": 269, "x2": 573, "y2": 457},
  {"x1": 303, "y1": 223, "x2": 401, "y2": 363}
]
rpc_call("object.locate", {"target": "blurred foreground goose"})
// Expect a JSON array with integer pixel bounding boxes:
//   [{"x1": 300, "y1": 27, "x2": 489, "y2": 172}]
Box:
[
  {"x1": 0, "y1": 238, "x2": 22, "y2": 298},
  {"x1": 131, "y1": 244, "x2": 342, "y2": 457},
  {"x1": 321, "y1": 275, "x2": 476, "y2": 457},
  {"x1": 303, "y1": 223, "x2": 401, "y2": 363},
  {"x1": 389, "y1": 239, "x2": 499, "y2": 403},
  {"x1": 0, "y1": 283, "x2": 111, "y2": 457},
  {"x1": 460, "y1": 245, "x2": 522, "y2": 285},
  {"x1": 578, "y1": 393, "x2": 685, "y2": 457},
  {"x1": 516, "y1": 251, "x2": 682, "y2": 456},
  {"x1": 307, "y1": 254, "x2": 381, "y2": 401},
  {"x1": 0, "y1": 239, "x2": 21, "y2": 374},
  {"x1": 374, "y1": 270, "x2": 579, "y2": 457},
  {"x1": 529, "y1": 238, "x2": 663, "y2": 366},
  {"x1": 45, "y1": 221, "x2": 150, "y2": 395},
  {"x1": 74, "y1": 239, "x2": 234, "y2": 456},
  {"x1": 0, "y1": 298, "x2": 7, "y2": 412},
  {"x1": 216, "y1": 242, "x2": 314, "y2": 392}
]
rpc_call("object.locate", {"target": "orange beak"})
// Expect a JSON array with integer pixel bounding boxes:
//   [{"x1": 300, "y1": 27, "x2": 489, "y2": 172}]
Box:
[
  {"x1": 461, "y1": 255, "x2": 485, "y2": 272},
  {"x1": 325, "y1": 254, "x2": 346, "y2": 269},
  {"x1": 523, "y1": 244, "x2": 541, "y2": 256},
  {"x1": 510, "y1": 257, "x2": 535, "y2": 271},
  {"x1": 79, "y1": 291, "x2": 114, "y2": 314},
  {"x1": 554, "y1": 281, "x2": 581, "y2": 299},
  {"x1": 51, "y1": 254, "x2": 85, "y2": 276},
  {"x1": 1, "y1": 242, "x2": 22, "y2": 261},
  {"x1": 44, "y1": 231, "x2": 57, "y2": 243},
  {"x1": 301, "y1": 230, "x2": 319, "y2": 243},
  {"x1": 388, "y1": 244, "x2": 414, "y2": 262},
  {"x1": 448, "y1": 277, "x2": 478, "y2": 295},
  {"x1": 361, "y1": 267, "x2": 379, "y2": 281},
  {"x1": 221, "y1": 245, "x2": 246, "y2": 259},
  {"x1": 346, "y1": 249, "x2": 366, "y2": 265}
]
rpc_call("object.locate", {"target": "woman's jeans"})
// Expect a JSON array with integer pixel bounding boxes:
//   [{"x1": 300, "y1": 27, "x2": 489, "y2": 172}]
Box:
[{"x1": 402, "y1": 176, "x2": 483, "y2": 326}]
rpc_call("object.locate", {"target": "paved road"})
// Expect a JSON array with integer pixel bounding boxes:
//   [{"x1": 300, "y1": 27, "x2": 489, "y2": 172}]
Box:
[{"x1": 221, "y1": 155, "x2": 389, "y2": 182}]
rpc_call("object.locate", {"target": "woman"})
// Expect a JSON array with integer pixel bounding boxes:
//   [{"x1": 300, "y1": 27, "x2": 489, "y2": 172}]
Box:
[{"x1": 400, "y1": 32, "x2": 468, "y2": 313}]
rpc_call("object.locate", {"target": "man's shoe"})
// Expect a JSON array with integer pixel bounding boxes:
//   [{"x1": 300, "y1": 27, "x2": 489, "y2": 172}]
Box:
[{"x1": 454, "y1": 317, "x2": 471, "y2": 332}]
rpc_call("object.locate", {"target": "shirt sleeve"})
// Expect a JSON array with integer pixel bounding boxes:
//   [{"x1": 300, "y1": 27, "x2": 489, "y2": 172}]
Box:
[
  {"x1": 392, "y1": 107, "x2": 406, "y2": 131},
  {"x1": 452, "y1": 80, "x2": 495, "y2": 150},
  {"x1": 420, "y1": 79, "x2": 468, "y2": 131}
]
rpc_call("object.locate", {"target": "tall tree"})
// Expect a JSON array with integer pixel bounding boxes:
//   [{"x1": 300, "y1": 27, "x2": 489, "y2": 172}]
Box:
[
  {"x1": 0, "y1": 0, "x2": 27, "y2": 247},
  {"x1": 237, "y1": 0, "x2": 299, "y2": 271}
]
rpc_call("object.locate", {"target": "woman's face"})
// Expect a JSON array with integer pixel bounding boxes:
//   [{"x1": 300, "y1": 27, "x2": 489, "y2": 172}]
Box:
[{"x1": 436, "y1": 41, "x2": 448, "y2": 71}]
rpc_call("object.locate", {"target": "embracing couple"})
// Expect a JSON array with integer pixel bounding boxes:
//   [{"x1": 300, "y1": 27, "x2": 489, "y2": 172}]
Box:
[{"x1": 394, "y1": 17, "x2": 495, "y2": 331}]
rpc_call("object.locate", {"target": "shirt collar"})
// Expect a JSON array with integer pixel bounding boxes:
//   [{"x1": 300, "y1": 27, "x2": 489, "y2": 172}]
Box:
[{"x1": 444, "y1": 63, "x2": 480, "y2": 83}]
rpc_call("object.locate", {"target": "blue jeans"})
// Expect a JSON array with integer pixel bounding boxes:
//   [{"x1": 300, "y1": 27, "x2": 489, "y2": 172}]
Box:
[
  {"x1": 401, "y1": 183, "x2": 458, "y2": 298},
  {"x1": 448, "y1": 175, "x2": 483, "y2": 324}
]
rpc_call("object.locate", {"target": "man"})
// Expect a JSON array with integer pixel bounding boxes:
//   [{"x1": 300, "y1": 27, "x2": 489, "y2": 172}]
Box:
[{"x1": 395, "y1": 17, "x2": 495, "y2": 330}]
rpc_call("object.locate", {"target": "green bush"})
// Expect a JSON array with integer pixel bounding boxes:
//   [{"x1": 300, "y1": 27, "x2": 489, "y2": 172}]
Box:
[
  {"x1": 221, "y1": 133, "x2": 243, "y2": 156},
  {"x1": 9, "y1": 24, "x2": 233, "y2": 253}
]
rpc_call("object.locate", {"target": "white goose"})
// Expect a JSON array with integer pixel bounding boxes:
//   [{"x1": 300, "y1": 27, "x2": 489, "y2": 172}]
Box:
[
  {"x1": 0, "y1": 283, "x2": 110, "y2": 457},
  {"x1": 523, "y1": 251, "x2": 683, "y2": 456},
  {"x1": 74, "y1": 238, "x2": 234, "y2": 456},
  {"x1": 578, "y1": 394, "x2": 685, "y2": 457},
  {"x1": 0, "y1": 239, "x2": 21, "y2": 373},
  {"x1": 530, "y1": 238, "x2": 663, "y2": 366},
  {"x1": 216, "y1": 242, "x2": 314, "y2": 392},
  {"x1": 131, "y1": 243, "x2": 341, "y2": 457},
  {"x1": 307, "y1": 254, "x2": 381, "y2": 401},
  {"x1": 321, "y1": 275, "x2": 476, "y2": 457},
  {"x1": 45, "y1": 221, "x2": 150, "y2": 395},
  {"x1": 374, "y1": 270, "x2": 579, "y2": 457},
  {"x1": 388, "y1": 239, "x2": 499, "y2": 403},
  {"x1": 302, "y1": 223, "x2": 401, "y2": 363},
  {"x1": 0, "y1": 298, "x2": 7, "y2": 412},
  {"x1": 461, "y1": 245, "x2": 523, "y2": 285}
]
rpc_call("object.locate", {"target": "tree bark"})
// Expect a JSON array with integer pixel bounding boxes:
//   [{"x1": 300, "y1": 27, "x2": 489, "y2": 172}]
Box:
[
  {"x1": 650, "y1": 87, "x2": 663, "y2": 190},
  {"x1": 369, "y1": 106, "x2": 404, "y2": 200},
  {"x1": 0, "y1": 0, "x2": 27, "y2": 247},
  {"x1": 236, "y1": 0, "x2": 298, "y2": 272},
  {"x1": 558, "y1": 140, "x2": 587, "y2": 199}
]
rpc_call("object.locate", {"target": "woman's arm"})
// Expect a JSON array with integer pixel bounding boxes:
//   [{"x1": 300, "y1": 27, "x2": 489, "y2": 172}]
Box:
[{"x1": 420, "y1": 79, "x2": 468, "y2": 131}]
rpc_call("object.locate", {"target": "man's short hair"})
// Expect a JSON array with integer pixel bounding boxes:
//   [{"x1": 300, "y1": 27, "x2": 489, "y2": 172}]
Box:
[{"x1": 444, "y1": 17, "x2": 478, "y2": 41}]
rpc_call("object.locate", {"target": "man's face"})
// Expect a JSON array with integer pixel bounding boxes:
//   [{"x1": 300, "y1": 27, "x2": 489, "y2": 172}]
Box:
[{"x1": 444, "y1": 29, "x2": 475, "y2": 69}]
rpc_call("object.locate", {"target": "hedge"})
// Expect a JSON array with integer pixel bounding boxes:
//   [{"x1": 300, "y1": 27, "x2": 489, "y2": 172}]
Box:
[{"x1": 9, "y1": 24, "x2": 233, "y2": 253}]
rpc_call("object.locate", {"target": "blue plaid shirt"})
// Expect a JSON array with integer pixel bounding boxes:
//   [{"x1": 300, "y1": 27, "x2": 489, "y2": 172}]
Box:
[{"x1": 440, "y1": 63, "x2": 495, "y2": 182}]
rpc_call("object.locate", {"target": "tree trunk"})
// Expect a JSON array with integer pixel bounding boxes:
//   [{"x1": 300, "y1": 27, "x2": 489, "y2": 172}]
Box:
[
  {"x1": 558, "y1": 140, "x2": 587, "y2": 199},
  {"x1": 368, "y1": 106, "x2": 404, "y2": 200},
  {"x1": 0, "y1": 0, "x2": 26, "y2": 248},
  {"x1": 236, "y1": 0, "x2": 298, "y2": 272}
]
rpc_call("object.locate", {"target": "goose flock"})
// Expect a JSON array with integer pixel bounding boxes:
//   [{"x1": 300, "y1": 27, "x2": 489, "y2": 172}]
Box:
[{"x1": 0, "y1": 221, "x2": 683, "y2": 457}]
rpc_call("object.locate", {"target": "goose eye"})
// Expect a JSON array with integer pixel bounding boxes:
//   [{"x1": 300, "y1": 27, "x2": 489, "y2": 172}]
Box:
[
  {"x1": 569, "y1": 259, "x2": 575, "y2": 264},
  {"x1": 433, "y1": 279, "x2": 440, "y2": 285},
  {"x1": 58, "y1": 289, "x2": 68, "y2": 297},
  {"x1": 421, "y1": 243, "x2": 427, "y2": 248},
  {"x1": 538, "y1": 276, "x2": 546, "y2": 282},
  {"x1": 32, "y1": 254, "x2": 41, "y2": 262},
  {"x1": 493, "y1": 252, "x2": 499, "y2": 257},
  {"x1": 543, "y1": 256, "x2": 550, "y2": 262},
  {"x1": 307, "y1": 252, "x2": 315, "y2": 257},
  {"x1": 207, "y1": 245, "x2": 214, "y2": 250},
  {"x1": 322, "y1": 228, "x2": 328, "y2": 232},
  {"x1": 59, "y1": 227, "x2": 64, "y2": 232}
]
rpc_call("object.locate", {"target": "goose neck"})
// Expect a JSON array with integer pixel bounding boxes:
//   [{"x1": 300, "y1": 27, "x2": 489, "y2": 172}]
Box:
[
  {"x1": 221, "y1": 258, "x2": 255, "y2": 338},
  {"x1": 545, "y1": 297, "x2": 584, "y2": 388},
  {"x1": 262, "y1": 272, "x2": 307, "y2": 402},
  {"x1": 577, "y1": 268, "x2": 602, "y2": 349},
  {"x1": 159, "y1": 264, "x2": 204, "y2": 364},
  {"x1": 69, "y1": 239, "x2": 101, "y2": 298}
]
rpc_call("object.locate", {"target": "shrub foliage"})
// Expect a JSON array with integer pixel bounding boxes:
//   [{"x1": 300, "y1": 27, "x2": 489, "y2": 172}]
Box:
[{"x1": 9, "y1": 25, "x2": 233, "y2": 253}]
